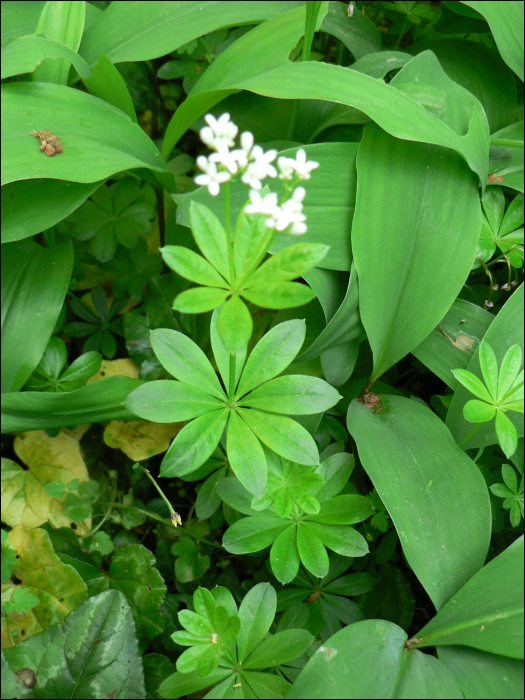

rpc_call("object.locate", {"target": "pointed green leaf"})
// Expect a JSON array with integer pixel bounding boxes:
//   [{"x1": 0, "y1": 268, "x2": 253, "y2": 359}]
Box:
[
  {"x1": 222, "y1": 513, "x2": 289, "y2": 554},
  {"x1": 240, "y1": 671, "x2": 292, "y2": 698},
  {"x1": 240, "y1": 375, "x2": 341, "y2": 415},
  {"x1": 501, "y1": 464, "x2": 518, "y2": 493},
  {"x1": 463, "y1": 400, "x2": 496, "y2": 423},
  {"x1": 446, "y1": 284, "x2": 523, "y2": 450},
  {"x1": 306, "y1": 495, "x2": 374, "y2": 525},
  {"x1": 217, "y1": 295, "x2": 253, "y2": 354},
  {"x1": 306, "y1": 522, "x2": 369, "y2": 558},
  {"x1": 190, "y1": 201, "x2": 230, "y2": 283},
  {"x1": 233, "y1": 207, "x2": 268, "y2": 279},
  {"x1": 450, "y1": 369, "x2": 494, "y2": 403},
  {"x1": 297, "y1": 524, "x2": 329, "y2": 578},
  {"x1": 178, "y1": 610, "x2": 212, "y2": 637},
  {"x1": 161, "y1": 245, "x2": 229, "y2": 287},
  {"x1": 158, "y1": 667, "x2": 231, "y2": 700},
  {"x1": 352, "y1": 123, "x2": 482, "y2": 382},
  {"x1": 239, "y1": 409, "x2": 319, "y2": 465},
  {"x1": 243, "y1": 628, "x2": 314, "y2": 669},
  {"x1": 288, "y1": 487, "x2": 320, "y2": 515},
  {"x1": 217, "y1": 477, "x2": 261, "y2": 517},
  {"x1": 242, "y1": 281, "x2": 316, "y2": 309},
  {"x1": 495, "y1": 410, "x2": 518, "y2": 458},
  {"x1": 237, "y1": 582, "x2": 276, "y2": 664},
  {"x1": 160, "y1": 409, "x2": 228, "y2": 477},
  {"x1": 417, "y1": 536, "x2": 524, "y2": 658},
  {"x1": 298, "y1": 263, "x2": 363, "y2": 362},
  {"x1": 497, "y1": 345, "x2": 523, "y2": 403},
  {"x1": 270, "y1": 524, "x2": 300, "y2": 584},
  {"x1": 210, "y1": 307, "x2": 247, "y2": 394},
  {"x1": 227, "y1": 411, "x2": 267, "y2": 497},
  {"x1": 124, "y1": 379, "x2": 224, "y2": 422},
  {"x1": 348, "y1": 395, "x2": 490, "y2": 611},
  {"x1": 245, "y1": 244, "x2": 329, "y2": 288},
  {"x1": 274, "y1": 488, "x2": 294, "y2": 519},
  {"x1": 172, "y1": 287, "x2": 229, "y2": 314},
  {"x1": 150, "y1": 328, "x2": 225, "y2": 400},
  {"x1": 237, "y1": 320, "x2": 306, "y2": 397},
  {"x1": 479, "y1": 341, "x2": 498, "y2": 401},
  {"x1": 313, "y1": 452, "x2": 355, "y2": 504}
]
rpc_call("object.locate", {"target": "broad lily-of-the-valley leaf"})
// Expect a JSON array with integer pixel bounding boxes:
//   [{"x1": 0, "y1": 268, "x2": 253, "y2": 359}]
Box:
[
  {"x1": 124, "y1": 316, "x2": 341, "y2": 497},
  {"x1": 161, "y1": 201, "x2": 329, "y2": 352}
]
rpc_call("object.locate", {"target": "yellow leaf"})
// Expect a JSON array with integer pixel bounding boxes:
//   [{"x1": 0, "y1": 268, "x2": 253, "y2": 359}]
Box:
[
  {"x1": 104, "y1": 420, "x2": 183, "y2": 461},
  {"x1": 1, "y1": 431, "x2": 91, "y2": 532},
  {"x1": 1, "y1": 525, "x2": 88, "y2": 649}
]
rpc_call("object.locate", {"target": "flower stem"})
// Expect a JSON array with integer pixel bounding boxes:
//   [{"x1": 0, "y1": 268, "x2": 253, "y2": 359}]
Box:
[
  {"x1": 224, "y1": 182, "x2": 236, "y2": 283},
  {"x1": 229, "y1": 353, "x2": 236, "y2": 400},
  {"x1": 134, "y1": 464, "x2": 182, "y2": 527},
  {"x1": 458, "y1": 423, "x2": 483, "y2": 449}
]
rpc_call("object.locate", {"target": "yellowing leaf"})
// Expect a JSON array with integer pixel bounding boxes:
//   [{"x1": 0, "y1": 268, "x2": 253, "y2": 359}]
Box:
[
  {"x1": 1, "y1": 525, "x2": 88, "y2": 650},
  {"x1": 87, "y1": 358, "x2": 140, "y2": 383},
  {"x1": 62, "y1": 424, "x2": 92, "y2": 441},
  {"x1": 103, "y1": 420, "x2": 183, "y2": 461},
  {"x1": 1, "y1": 431, "x2": 91, "y2": 532}
]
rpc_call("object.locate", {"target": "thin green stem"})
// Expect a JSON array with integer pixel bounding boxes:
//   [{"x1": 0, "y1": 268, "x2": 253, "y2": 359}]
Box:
[
  {"x1": 458, "y1": 423, "x2": 483, "y2": 449},
  {"x1": 223, "y1": 182, "x2": 236, "y2": 284},
  {"x1": 394, "y1": 16, "x2": 409, "y2": 50},
  {"x1": 229, "y1": 353, "x2": 236, "y2": 400},
  {"x1": 286, "y1": 99, "x2": 300, "y2": 141},
  {"x1": 106, "y1": 503, "x2": 224, "y2": 550}
]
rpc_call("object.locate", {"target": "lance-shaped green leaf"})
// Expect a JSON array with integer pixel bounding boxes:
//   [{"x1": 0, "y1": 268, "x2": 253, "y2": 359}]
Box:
[
  {"x1": 353, "y1": 122, "x2": 481, "y2": 383},
  {"x1": 298, "y1": 262, "x2": 364, "y2": 362},
  {"x1": 217, "y1": 295, "x2": 252, "y2": 354},
  {"x1": 189, "y1": 201, "x2": 231, "y2": 283},
  {"x1": 161, "y1": 245, "x2": 229, "y2": 288},
  {"x1": 150, "y1": 328, "x2": 225, "y2": 400},
  {"x1": 227, "y1": 411, "x2": 267, "y2": 498},
  {"x1": 447, "y1": 284, "x2": 523, "y2": 451},
  {"x1": 210, "y1": 307, "x2": 247, "y2": 397},
  {"x1": 306, "y1": 495, "x2": 374, "y2": 525},
  {"x1": 172, "y1": 287, "x2": 230, "y2": 314},
  {"x1": 239, "y1": 409, "x2": 319, "y2": 466},
  {"x1": 222, "y1": 513, "x2": 290, "y2": 554},
  {"x1": 305, "y1": 522, "x2": 369, "y2": 559},
  {"x1": 160, "y1": 409, "x2": 228, "y2": 478},
  {"x1": 270, "y1": 525, "x2": 300, "y2": 584},
  {"x1": 244, "y1": 243, "x2": 329, "y2": 288},
  {"x1": 239, "y1": 375, "x2": 341, "y2": 415},
  {"x1": 236, "y1": 320, "x2": 306, "y2": 397},
  {"x1": 242, "y1": 282, "x2": 316, "y2": 310},
  {"x1": 417, "y1": 535, "x2": 524, "y2": 658},
  {"x1": 236, "y1": 582, "x2": 276, "y2": 664},
  {"x1": 243, "y1": 627, "x2": 314, "y2": 669},
  {"x1": 347, "y1": 395, "x2": 491, "y2": 611},
  {"x1": 125, "y1": 380, "x2": 225, "y2": 422},
  {"x1": 297, "y1": 524, "x2": 329, "y2": 579}
]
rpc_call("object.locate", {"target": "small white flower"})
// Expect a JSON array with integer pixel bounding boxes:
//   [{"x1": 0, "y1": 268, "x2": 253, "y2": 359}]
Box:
[
  {"x1": 229, "y1": 131, "x2": 255, "y2": 169},
  {"x1": 209, "y1": 142, "x2": 239, "y2": 174},
  {"x1": 203, "y1": 112, "x2": 238, "y2": 148},
  {"x1": 245, "y1": 190, "x2": 279, "y2": 216},
  {"x1": 194, "y1": 157, "x2": 231, "y2": 196},
  {"x1": 199, "y1": 125, "x2": 218, "y2": 150},
  {"x1": 267, "y1": 186, "x2": 307, "y2": 234},
  {"x1": 277, "y1": 156, "x2": 295, "y2": 181},
  {"x1": 241, "y1": 164, "x2": 263, "y2": 190},
  {"x1": 250, "y1": 145, "x2": 278, "y2": 179},
  {"x1": 288, "y1": 149, "x2": 319, "y2": 180}
]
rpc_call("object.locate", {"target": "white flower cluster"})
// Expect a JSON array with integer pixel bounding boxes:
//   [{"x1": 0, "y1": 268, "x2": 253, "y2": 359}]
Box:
[{"x1": 194, "y1": 113, "x2": 319, "y2": 235}]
